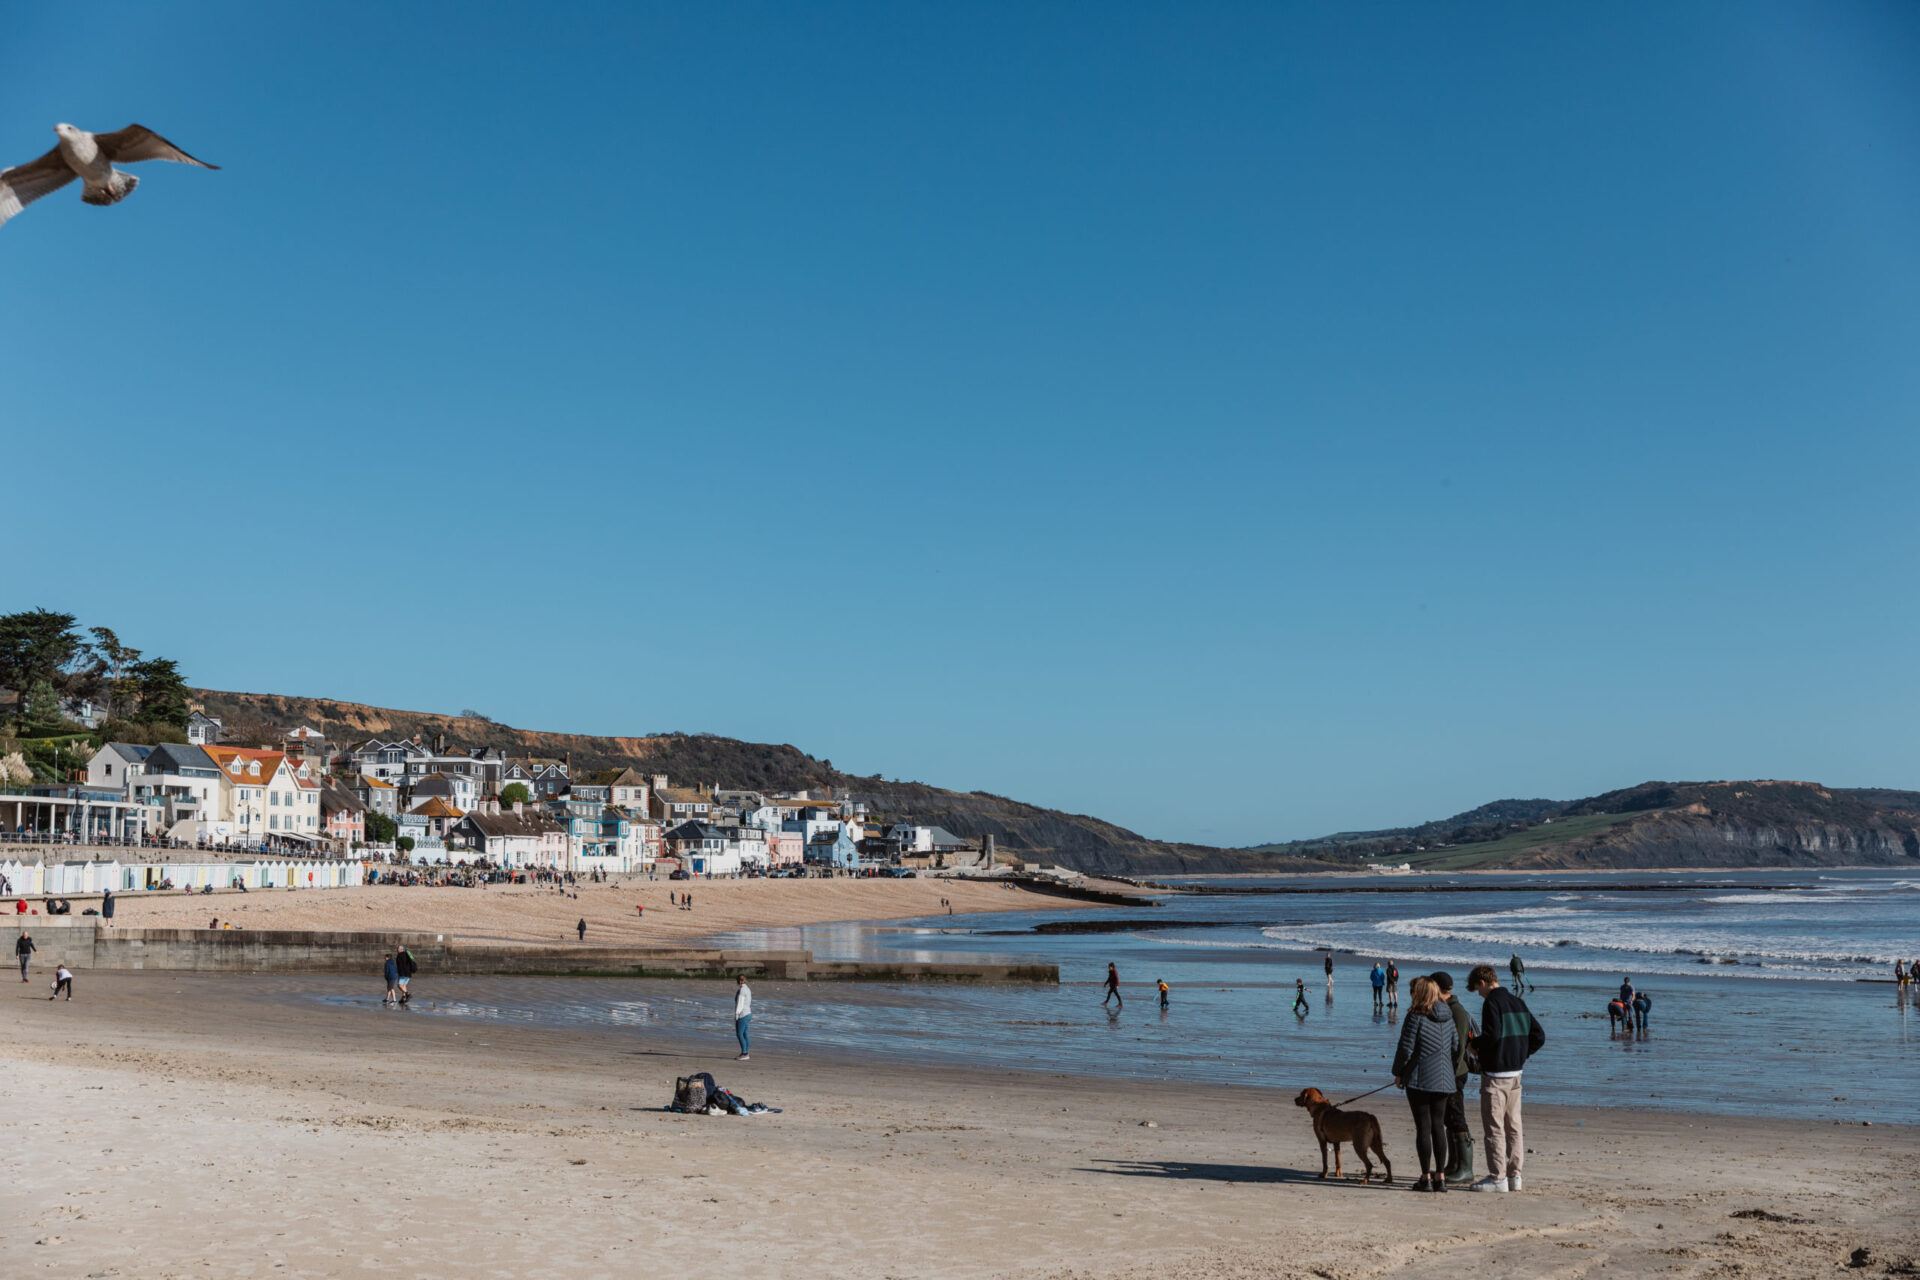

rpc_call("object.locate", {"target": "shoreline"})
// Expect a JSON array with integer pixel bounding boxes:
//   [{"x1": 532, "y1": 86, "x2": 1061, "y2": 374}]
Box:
[
  {"x1": 40, "y1": 874, "x2": 1129, "y2": 945},
  {"x1": 3, "y1": 971, "x2": 1915, "y2": 1279}
]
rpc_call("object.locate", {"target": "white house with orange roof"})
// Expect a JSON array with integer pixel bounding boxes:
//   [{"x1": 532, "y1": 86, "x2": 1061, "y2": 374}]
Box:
[{"x1": 202, "y1": 746, "x2": 323, "y2": 846}]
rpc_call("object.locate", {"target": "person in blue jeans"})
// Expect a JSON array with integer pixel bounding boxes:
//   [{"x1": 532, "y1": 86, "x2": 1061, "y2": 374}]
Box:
[
  {"x1": 733, "y1": 975, "x2": 753, "y2": 1060},
  {"x1": 1371, "y1": 962, "x2": 1387, "y2": 1011}
]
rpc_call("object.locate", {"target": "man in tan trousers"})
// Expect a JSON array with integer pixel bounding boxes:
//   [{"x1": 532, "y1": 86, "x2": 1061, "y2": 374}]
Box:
[{"x1": 1465, "y1": 962, "x2": 1546, "y2": 1192}]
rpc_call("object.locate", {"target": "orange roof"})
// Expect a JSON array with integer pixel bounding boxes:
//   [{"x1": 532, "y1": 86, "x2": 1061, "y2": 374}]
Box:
[
  {"x1": 358, "y1": 774, "x2": 396, "y2": 790},
  {"x1": 407, "y1": 797, "x2": 463, "y2": 818},
  {"x1": 204, "y1": 746, "x2": 292, "y2": 783}
]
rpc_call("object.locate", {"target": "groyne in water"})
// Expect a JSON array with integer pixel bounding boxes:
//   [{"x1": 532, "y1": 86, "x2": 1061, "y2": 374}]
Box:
[{"x1": 1, "y1": 923, "x2": 1056, "y2": 984}]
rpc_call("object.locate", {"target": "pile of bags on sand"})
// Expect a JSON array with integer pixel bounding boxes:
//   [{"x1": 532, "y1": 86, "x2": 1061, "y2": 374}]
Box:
[{"x1": 671, "y1": 1072, "x2": 781, "y2": 1116}]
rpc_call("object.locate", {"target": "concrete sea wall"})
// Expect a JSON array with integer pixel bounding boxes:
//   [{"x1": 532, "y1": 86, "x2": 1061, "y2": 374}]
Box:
[{"x1": 2, "y1": 922, "x2": 1055, "y2": 984}]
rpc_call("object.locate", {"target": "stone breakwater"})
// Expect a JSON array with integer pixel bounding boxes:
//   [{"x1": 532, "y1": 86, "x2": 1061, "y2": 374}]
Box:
[{"x1": 2, "y1": 922, "x2": 1056, "y2": 983}]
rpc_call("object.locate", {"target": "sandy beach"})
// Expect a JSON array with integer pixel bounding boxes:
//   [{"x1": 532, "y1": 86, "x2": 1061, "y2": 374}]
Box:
[
  {"x1": 4, "y1": 972, "x2": 1915, "y2": 1280},
  {"x1": 80, "y1": 875, "x2": 1105, "y2": 944}
]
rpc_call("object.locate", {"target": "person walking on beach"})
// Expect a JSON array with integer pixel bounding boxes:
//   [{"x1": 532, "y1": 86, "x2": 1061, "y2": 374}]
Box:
[
  {"x1": 577, "y1": 918, "x2": 587, "y2": 942},
  {"x1": 1292, "y1": 977, "x2": 1310, "y2": 1017},
  {"x1": 733, "y1": 975, "x2": 753, "y2": 1060},
  {"x1": 382, "y1": 949, "x2": 400, "y2": 1007},
  {"x1": 1324, "y1": 952, "x2": 1334, "y2": 986},
  {"x1": 48, "y1": 963, "x2": 72, "y2": 1001},
  {"x1": 1102, "y1": 963, "x2": 1123, "y2": 1008},
  {"x1": 395, "y1": 946, "x2": 416, "y2": 1005},
  {"x1": 1385, "y1": 961, "x2": 1400, "y2": 1007},
  {"x1": 1467, "y1": 962, "x2": 1545, "y2": 1193},
  {"x1": 1897, "y1": 959, "x2": 1907, "y2": 989},
  {"x1": 15, "y1": 929, "x2": 34, "y2": 982},
  {"x1": 1394, "y1": 976, "x2": 1459, "y2": 1192},
  {"x1": 1508, "y1": 953, "x2": 1527, "y2": 993},
  {"x1": 1431, "y1": 971, "x2": 1477, "y2": 1185},
  {"x1": 1371, "y1": 962, "x2": 1386, "y2": 1011},
  {"x1": 1157, "y1": 978, "x2": 1170, "y2": 1010}
]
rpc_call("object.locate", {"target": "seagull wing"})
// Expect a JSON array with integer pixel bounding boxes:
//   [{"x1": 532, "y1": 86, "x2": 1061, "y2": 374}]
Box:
[
  {"x1": 94, "y1": 125, "x2": 220, "y2": 169},
  {"x1": 0, "y1": 147, "x2": 77, "y2": 226}
]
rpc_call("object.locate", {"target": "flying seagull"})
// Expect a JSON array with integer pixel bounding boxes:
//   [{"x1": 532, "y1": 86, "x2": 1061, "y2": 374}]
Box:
[{"x1": 0, "y1": 123, "x2": 218, "y2": 228}]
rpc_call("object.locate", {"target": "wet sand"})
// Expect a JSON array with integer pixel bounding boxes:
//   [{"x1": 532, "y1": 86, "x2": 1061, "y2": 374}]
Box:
[
  {"x1": 95, "y1": 875, "x2": 1103, "y2": 944},
  {"x1": 3, "y1": 972, "x2": 1915, "y2": 1279}
]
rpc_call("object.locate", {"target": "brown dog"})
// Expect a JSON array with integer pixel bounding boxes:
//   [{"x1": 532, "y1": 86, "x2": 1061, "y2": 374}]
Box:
[{"x1": 1293, "y1": 1087, "x2": 1393, "y2": 1184}]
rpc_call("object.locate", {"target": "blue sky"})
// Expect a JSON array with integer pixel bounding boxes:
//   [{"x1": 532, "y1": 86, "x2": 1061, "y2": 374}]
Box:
[{"x1": 6, "y1": 3, "x2": 1919, "y2": 846}]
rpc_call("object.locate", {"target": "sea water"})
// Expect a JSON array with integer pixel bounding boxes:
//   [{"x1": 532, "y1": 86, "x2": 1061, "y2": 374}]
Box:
[{"x1": 324, "y1": 870, "x2": 1920, "y2": 1122}]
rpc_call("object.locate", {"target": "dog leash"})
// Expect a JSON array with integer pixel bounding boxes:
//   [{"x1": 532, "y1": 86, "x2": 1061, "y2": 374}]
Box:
[{"x1": 1329, "y1": 1083, "x2": 1395, "y2": 1108}]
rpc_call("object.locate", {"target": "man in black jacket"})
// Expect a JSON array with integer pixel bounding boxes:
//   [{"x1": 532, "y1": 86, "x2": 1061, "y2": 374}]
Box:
[
  {"x1": 1466, "y1": 962, "x2": 1545, "y2": 1193},
  {"x1": 15, "y1": 929, "x2": 34, "y2": 982}
]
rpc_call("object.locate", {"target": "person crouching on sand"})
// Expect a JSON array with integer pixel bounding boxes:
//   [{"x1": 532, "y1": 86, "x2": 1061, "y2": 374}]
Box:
[{"x1": 49, "y1": 964, "x2": 72, "y2": 1001}]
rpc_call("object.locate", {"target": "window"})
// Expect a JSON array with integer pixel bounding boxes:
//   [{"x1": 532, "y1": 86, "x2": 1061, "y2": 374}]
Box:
[{"x1": 270, "y1": 815, "x2": 279, "y2": 830}]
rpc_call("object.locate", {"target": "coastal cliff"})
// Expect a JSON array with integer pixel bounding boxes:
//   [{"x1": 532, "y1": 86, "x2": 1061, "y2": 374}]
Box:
[
  {"x1": 1252, "y1": 779, "x2": 1920, "y2": 871},
  {"x1": 1517, "y1": 781, "x2": 1920, "y2": 869}
]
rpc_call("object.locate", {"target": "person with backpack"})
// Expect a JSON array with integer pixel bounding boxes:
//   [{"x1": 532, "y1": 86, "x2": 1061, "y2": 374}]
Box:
[
  {"x1": 1370, "y1": 962, "x2": 1386, "y2": 1011},
  {"x1": 394, "y1": 946, "x2": 417, "y2": 1004},
  {"x1": 1385, "y1": 960, "x2": 1400, "y2": 1007},
  {"x1": 1466, "y1": 962, "x2": 1545, "y2": 1193},
  {"x1": 1393, "y1": 977, "x2": 1459, "y2": 1192}
]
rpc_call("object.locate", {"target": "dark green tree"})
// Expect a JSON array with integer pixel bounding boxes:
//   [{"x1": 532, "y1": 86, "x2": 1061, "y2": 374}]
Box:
[
  {"x1": 21, "y1": 679, "x2": 64, "y2": 732},
  {"x1": 0, "y1": 609, "x2": 90, "y2": 705},
  {"x1": 365, "y1": 810, "x2": 399, "y2": 844},
  {"x1": 131, "y1": 657, "x2": 191, "y2": 729},
  {"x1": 88, "y1": 626, "x2": 143, "y2": 719},
  {"x1": 500, "y1": 782, "x2": 531, "y2": 805}
]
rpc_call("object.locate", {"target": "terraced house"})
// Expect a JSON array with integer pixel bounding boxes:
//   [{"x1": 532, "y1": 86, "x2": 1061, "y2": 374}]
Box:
[{"x1": 202, "y1": 746, "x2": 322, "y2": 847}]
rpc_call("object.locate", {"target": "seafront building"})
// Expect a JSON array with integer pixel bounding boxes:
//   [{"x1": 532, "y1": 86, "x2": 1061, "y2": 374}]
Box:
[{"x1": 45, "y1": 712, "x2": 974, "y2": 876}]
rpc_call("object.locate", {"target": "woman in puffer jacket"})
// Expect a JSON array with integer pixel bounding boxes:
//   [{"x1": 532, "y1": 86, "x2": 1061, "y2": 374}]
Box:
[{"x1": 1393, "y1": 975, "x2": 1460, "y2": 1191}]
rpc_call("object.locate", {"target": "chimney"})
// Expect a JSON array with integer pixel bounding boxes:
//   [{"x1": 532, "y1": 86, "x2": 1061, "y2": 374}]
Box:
[
  {"x1": 513, "y1": 800, "x2": 524, "y2": 816},
  {"x1": 652, "y1": 774, "x2": 668, "y2": 791}
]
